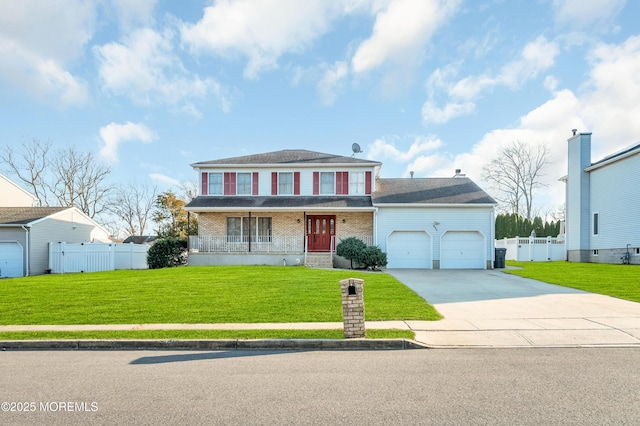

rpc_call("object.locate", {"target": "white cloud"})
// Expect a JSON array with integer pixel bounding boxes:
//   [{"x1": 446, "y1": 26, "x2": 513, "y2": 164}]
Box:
[
  {"x1": 180, "y1": 0, "x2": 342, "y2": 79},
  {"x1": 553, "y1": 0, "x2": 626, "y2": 29},
  {"x1": 0, "y1": 0, "x2": 94, "y2": 105},
  {"x1": 317, "y1": 61, "x2": 349, "y2": 105},
  {"x1": 110, "y1": 0, "x2": 158, "y2": 29},
  {"x1": 149, "y1": 173, "x2": 180, "y2": 187},
  {"x1": 95, "y1": 28, "x2": 229, "y2": 113},
  {"x1": 368, "y1": 135, "x2": 444, "y2": 168},
  {"x1": 421, "y1": 101, "x2": 475, "y2": 124},
  {"x1": 422, "y1": 36, "x2": 560, "y2": 124},
  {"x1": 351, "y1": 0, "x2": 461, "y2": 74},
  {"x1": 99, "y1": 122, "x2": 156, "y2": 163}
]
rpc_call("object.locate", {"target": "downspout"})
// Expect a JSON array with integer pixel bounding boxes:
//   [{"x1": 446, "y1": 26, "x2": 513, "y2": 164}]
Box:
[
  {"x1": 303, "y1": 211, "x2": 307, "y2": 265},
  {"x1": 21, "y1": 225, "x2": 29, "y2": 276},
  {"x1": 373, "y1": 207, "x2": 378, "y2": 246},
  {"x1": 248, "y1": 212, "x2": 252, "y2": 252}
]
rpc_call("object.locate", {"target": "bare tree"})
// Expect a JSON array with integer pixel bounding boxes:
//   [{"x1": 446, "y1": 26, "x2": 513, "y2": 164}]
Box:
[
  {"x1": 0, "y1": 139, "x2": 51, "y2": 206},
  {"x1": 108, "y1": 183, "x2": 158, "y2": 237},
  {"x1": 46, "y1": 147, "x2": 111, "y2": 218},
  {"x1": 482, "y1": 141, "x2": 550, "y2": 220},
  {"x1": 1, "y1": 140, "x2": 111, "y2": 218}
]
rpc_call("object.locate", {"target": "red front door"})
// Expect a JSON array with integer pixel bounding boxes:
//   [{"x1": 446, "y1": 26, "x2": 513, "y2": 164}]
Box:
[{"x1": 307, "y1": 215, "x2": 335, "y2": 252}]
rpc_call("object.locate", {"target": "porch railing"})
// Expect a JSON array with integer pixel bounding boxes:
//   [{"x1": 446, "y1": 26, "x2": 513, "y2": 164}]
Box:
[{"x1": 189, "y1": 235, "x2": 303, "y2": 253}]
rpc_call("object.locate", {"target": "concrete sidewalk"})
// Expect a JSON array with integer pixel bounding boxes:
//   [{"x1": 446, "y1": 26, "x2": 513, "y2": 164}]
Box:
[{"x1": 2, "y1": 315, "x2": 640, "y2": 348}]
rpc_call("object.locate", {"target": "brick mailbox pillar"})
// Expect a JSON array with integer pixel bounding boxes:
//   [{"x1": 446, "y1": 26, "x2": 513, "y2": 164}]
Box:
[{"x1": 340, "y1": 278, "x2": 365, "y2": 338}]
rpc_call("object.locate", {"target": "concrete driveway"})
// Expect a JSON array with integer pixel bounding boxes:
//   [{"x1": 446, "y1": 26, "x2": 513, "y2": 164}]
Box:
[{"x1": 387, "y1": 268, "x2": 640, "y2": 347}]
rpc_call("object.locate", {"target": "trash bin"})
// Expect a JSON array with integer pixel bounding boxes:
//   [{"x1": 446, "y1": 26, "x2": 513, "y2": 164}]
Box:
[{"x1": 494, "y1": 248, "x2": 507, "y2": 269}]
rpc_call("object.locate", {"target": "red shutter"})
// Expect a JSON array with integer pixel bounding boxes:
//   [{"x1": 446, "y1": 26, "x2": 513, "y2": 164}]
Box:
[
  {"x1": 201, "y1": 172, "x2": 208, "y2": 196},
  {"x1": 337, "y1": 172, "x2": 349, "y2": 195},
  {"x1": 294, "y1": 172, "x2": 300, "y2": 195},
  {"x1": 252, "y1": 172, "x2": 259, "y2": 195},
  {"x1": 313, "y1": 172, "x2": 319, "y2": 195},
  {"x1": 224, "y1": 172, "x2": 236, "y2": 195},
  {"x1": 271, "y1": 172, "x2": 278, "y2": 195},
  {"x1": 365, "y1": 171, "x2": 372, "y2": 194}
]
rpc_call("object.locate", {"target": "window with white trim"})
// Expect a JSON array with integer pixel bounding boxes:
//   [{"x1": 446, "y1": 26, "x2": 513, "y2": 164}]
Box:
[
  {"x1": 279, "y1": 172, "x2": 293, "y2": 195},
  {"x1": 226, "y1": 217, "x2": 272, "y2": 242},
  {"x1": 237, "y1": 173, "x2": 252, "y2": 195},
  {"x1": 208, "y1": 173, "x2": 223, "y2": 195},
  {"x1": 350, "y1": 171, "x2": 365, "y2": 194},
  {"x1": 320, "y1": 172, "x2": 334, "y2": 194}
]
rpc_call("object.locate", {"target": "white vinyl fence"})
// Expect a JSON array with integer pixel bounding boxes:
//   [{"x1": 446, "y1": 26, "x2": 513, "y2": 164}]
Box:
[
  {"x1": 495, "y1": 236, "x2": 566, "y2": 262},
  {"x1": 48, "y1": 242, "x2": 150, "y2": 274}
]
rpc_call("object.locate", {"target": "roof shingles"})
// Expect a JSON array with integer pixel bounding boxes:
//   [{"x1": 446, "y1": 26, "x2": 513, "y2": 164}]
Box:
[
  {"x1": 372, "y1": 178, "x2": 496, "y2": 205},
  {"x1": 0, "y1": 207, "x2": 67, "y2": 225},
  {"x1": 192, "y1": 149, "x2": 380, "y2": 166}
]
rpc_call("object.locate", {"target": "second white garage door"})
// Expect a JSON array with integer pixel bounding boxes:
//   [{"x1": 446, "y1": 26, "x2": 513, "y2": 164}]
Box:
[
  {"x1": 387, "y1": 231, "x2": 431, "y2": 269},
  {"x1": 440, "y1": 231, "x2": 485, "y2": 269},
  {"x1": 0, "y1": 241, "x2": 23, "y2": 278}
]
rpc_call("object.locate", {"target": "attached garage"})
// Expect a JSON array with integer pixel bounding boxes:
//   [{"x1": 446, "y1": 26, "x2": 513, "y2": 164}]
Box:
[
  {"x1": 387, "y1": 231, "x2": 431, "y2": 269},
  {"x1": 0, "y1": 241, "x2": 23, "y2": 278},
  {"x1": 440, "y1": 231, "x2": 486, "y2": 269}
]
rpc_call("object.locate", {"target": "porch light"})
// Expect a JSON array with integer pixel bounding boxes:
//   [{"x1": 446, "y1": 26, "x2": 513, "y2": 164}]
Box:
[
  {"x1": 342, "y1": 219, "x2": 346, "y2": 223},
  {"x1": 297, "y1": 219, "x2": 301, "y2": 223}
]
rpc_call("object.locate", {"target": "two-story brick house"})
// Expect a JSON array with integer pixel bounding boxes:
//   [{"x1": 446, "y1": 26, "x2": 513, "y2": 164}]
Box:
[{"x1": 185, "y1": 149, "x2": 496, "y2": 269}]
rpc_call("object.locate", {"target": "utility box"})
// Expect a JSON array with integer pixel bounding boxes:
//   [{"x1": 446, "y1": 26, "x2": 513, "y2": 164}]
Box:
[
  {"x1": 494, "y1": 247, "x2": 507, "y2": 269},
  {"x1": 340, "y1": 278, "x2": 365, "y2": 338}
]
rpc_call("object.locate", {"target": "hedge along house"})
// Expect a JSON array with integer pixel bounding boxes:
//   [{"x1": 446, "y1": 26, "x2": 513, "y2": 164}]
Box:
[{"x1": 185, "y1": 149, "x2": 497, "y2": 269}]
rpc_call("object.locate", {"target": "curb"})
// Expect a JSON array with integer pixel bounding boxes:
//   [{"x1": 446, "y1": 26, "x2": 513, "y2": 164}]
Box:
[{"x1": 0, "y1": 339, "x2": 428, "y2": 351}]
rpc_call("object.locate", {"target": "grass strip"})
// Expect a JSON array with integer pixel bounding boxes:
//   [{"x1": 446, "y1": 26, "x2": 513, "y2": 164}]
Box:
[
  {"x1": 0, "y1": 329, "x2": 415, "y2": 340},
  {"x1": 504, "y1": 261, "x2": 640, "y2": 302}
]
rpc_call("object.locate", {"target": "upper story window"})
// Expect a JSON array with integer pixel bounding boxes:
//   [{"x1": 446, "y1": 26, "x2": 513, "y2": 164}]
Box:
[
  {"x1": 208, "y1": 173, "x2": 223, "y2": 195},
  {"x1": 349, "y1": 171, "x2": 364, "y2": 195},
  {"x1": 279, "y1": 172, "x2": 293, "y2": 195},
  {"x1": 237, "y1": 173, "x2": 252, "y2": 195},
  {"x1": 320, "y1": 172, "x2": 334, "y2": 194},
  {"x1": 593, "y1": 212, "x2": 599, "y2": 236},
  {"x1": 312, "y1": 170, "x2": 371, "y2": 195}
]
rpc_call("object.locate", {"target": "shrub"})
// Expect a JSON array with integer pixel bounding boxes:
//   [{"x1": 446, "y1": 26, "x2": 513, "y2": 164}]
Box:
[
  {"x1": 336, "y1": 237, "x2": 368, "y2": 269},
  {"x1": 147, "y1": 237, "x2": 188, "y2": 269},
  {"x1": 336, "y1": 237, "x2": 388, "y2": 270},
  {"x1": 361, "y1": 245, "x2": 388, "y2": 270}
]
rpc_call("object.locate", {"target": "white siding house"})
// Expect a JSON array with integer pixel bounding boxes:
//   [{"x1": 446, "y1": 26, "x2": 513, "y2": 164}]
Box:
[
  {"x1": 565, "y1": 132, "x2": 640, "y2": 264},
  {"x1": 0, "y1": 173, "x2": 37, "y2": 207},
  {"x1": 0, "y1": 206, "x2": 111, "y2": 277}
]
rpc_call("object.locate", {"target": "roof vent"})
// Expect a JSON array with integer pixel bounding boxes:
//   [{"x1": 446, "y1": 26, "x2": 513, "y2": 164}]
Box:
[
  {"x1": 572, "y1": 129, "x2": 577, "y2": 136},
  {"x1": 454, "y1": 169, "x2": 466, "y2": 177},
  {"x1": 410, "y1": 171, "x2": 414, "y2": 178}
]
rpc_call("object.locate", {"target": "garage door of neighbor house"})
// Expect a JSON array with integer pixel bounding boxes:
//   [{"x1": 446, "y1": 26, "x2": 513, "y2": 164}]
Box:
[
  {"x1": 440, "y1": 231, "x2": 485, "y2": 269},
  {"x1": 387, "y1": 231, "x2": 431, "y2": 269},
  {"x1": 0, "y1": 242, "x2": 23, "y2": 278}
]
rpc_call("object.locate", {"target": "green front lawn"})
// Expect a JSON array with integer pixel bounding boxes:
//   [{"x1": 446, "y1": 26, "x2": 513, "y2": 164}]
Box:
[
  {"x1": 0, "y1": 266, "x2": 441, "y2": 325},
  {"x1": 504, "y1": 261, "x2": 640, "y2": 302}
]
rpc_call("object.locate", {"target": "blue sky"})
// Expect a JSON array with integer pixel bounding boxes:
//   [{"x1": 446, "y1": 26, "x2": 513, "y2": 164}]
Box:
[{"x1": 1, "y1": 0, "x2": 639, "y2": 218}]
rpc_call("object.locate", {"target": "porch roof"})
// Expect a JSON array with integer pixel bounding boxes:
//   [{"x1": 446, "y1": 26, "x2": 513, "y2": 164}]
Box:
[{"x1": 185, "y1": 195, "x2": 374, "y2": 211}]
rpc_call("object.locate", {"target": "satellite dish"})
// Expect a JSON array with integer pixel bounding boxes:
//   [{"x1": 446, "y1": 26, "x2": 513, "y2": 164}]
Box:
[{"x1": 351, "y1": 143, "x2": 363, "y2": 156}]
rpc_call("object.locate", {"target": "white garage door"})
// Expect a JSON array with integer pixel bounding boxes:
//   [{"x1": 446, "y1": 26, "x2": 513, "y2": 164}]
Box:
[
  {"x1": 387, "y1": 231, "x2": 431, "y2": 269},
  {"x1": 441, "y1": 231, "x2": 485, "y2": 269},
  {"x1": 0, "y1": 242, "x2": 23, "y2": 278}
]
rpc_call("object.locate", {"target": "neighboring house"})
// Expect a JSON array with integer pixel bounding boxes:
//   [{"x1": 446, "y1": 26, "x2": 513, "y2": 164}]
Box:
[
  {"x1": 122, "y1": 235, "x2": 158, "y2": 245},
  {"x1": 0, "y1": 173, "x2": 37, "y2": 207},
  {"x1": 0, "y1": 206, "x2": 111, "y2": 277},
  {"x1": 564, "y1": 132, "x2": 640, "y2": 264},
  {"x1": 185, "y1": 149, "x2": 496, "y2": 269}
]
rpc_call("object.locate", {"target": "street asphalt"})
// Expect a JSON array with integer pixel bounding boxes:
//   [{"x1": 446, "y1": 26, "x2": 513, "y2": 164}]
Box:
[{"x1": 3, "y1": 268, "x2": 640, "y2": 350}]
